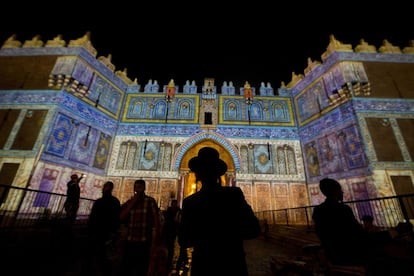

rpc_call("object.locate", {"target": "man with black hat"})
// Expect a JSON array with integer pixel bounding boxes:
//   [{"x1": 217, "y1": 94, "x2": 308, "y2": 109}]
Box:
[{"x1": 178, "y1": 147, "x2": 261, "y2": 276}]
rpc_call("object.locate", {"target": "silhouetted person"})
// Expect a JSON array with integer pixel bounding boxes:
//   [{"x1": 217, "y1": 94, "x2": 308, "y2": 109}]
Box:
[
  {"x1": 312, "y1": 178, "x2": 369, "y2": 266},
  {"x1": 162, "y1": 199, "x2": 181, "y2": 270},
  {"x1": 85, "y1": 181, "x2": 121, "y2": 276},
  {"x1": 393, "y1": 221, "x2": 414, "y2": 243},
  {"x1": 362, "y1": 215, "x2": 381, "y2": 233},
  {"x1": 173, "y1": 206, "x2": 189, "y2": 273},
  {"x1": 175, "y1": 245, "x2": 189, "y2": 273},
  {"x1": 313, "y1": 178, "x2": 412, "y2": 275},
  {"x1": 64, "y1": 173, "x2": 83, "y2": 222},
  {"x1": 178, "y1": 147, "x2": 261, "y2": 276},
  {"x1": 120, "y1": 179, "x2": 161, "y2": 276}
]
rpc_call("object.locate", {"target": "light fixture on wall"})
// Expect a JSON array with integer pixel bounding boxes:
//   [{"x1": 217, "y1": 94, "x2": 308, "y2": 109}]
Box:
[
  {"x1": 267, "y1": 142, "x2": 271, "y2": 160},
  {"x1": 95, "y1": 92, "x2": 102, "y2": 108},
  {"x1": 71, "y1": 119, "x2": 80, "y2": 126},
  {"x1": 380, "y1": 118, "x2": 390, "y2": 127},
  {"x1": 84, "y1": 125, "x2": 91, "y2": 146},
  {"x1": 26, "y1": 110, "x2": 33, "y2": 118},
  {"x1": 165, "y1": 79, "x2": 176, "y2": 123},
  {"x1": 338, "y1": 130, "x2": 346, "y2": 138},
  {"x1": 243, "y1": 81, "x2": 253, "y2": 125},
  {"x1": 143, "y1": 139, "x2": 148, "y2": 154}
]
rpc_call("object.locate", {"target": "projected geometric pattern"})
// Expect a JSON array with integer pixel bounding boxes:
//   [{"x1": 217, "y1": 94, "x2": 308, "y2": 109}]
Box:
[{"x1": 45, "y1": 114, "x2": 73, "y2": 157}]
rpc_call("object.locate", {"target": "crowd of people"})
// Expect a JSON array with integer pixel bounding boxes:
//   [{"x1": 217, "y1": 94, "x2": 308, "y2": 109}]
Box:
[
  {"x1": 62, "y1": 160, "x2": 413, "y2": 275},
  {"x1": 63, "y1": 146, "x2": 260, "y2": 276}
]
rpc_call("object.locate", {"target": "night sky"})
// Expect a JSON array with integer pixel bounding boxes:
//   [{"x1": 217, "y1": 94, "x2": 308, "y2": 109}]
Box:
[{"x1": 1, "y1": 2, "x2": 412, "y2": 90}]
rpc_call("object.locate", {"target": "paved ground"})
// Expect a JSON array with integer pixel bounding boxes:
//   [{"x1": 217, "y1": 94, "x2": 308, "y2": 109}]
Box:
[
  {"x1": 2, "y1": 222, "x2": 412, "y2": 276},
  {"x1": 1, "y1": 224, "x2": 304, "y2": 276},
  {"x1": 245, "y1": 236, "x2": 304, "y2": 276},
  {"x1": 167, "y1": 236, "x2": 305, "y2": 276}
]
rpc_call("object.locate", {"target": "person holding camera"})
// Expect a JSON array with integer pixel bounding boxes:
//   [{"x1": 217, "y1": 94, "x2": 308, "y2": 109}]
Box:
[{"x1": 64, "y1": 173, "x2": 84, "y2": 222}]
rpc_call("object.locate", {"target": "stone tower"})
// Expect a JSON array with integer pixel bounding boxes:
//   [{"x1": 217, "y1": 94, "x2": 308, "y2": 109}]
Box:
[{"x1": 199, "y1": 77, "x2": 218, "y2": 129}]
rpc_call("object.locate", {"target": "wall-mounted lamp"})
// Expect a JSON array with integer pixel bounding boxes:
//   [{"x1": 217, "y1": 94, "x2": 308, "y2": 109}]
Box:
[
  {"x1": 71, "y1": 119, "x2": 80, "y2": 126},
  {"x1": 267, "y1": 142, "x2": 271, "y2": 160},
  {"x1": 338, "y1": 131, "x2": 346, "y2": 138},
  {"x1": 380, "y1": 118, "x2": 390, "y2": 127},
  {"x1": 84, "y1": 125, "x2": 91, "y2": 146},
  {"x1": 26, "y1": 110, "x2": 33, "y2": 118}
]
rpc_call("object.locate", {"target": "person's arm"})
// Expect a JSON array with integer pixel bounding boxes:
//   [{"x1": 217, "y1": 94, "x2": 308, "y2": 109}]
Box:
[
  {"x1": 111, "y1": 199, "x2": 121, "y2": 233},
  {"x1": 150, "y1": 198, "x2": 161, "y2": 241},
  {"x1": 177, "y1": 199, "x2": 195, "y2": 248},
  {"x1": 235, "y1": 187, "x2": 261, "y2": 239},
  {"x1": 120, "y1": 196, "x2": 137, "y2": 222},
  {"x1": 312, "y1": 206, "x2": 325, "y2": 241},
  {"x1": 343, "y1": 205, "x2": 364, "y2": 231}
]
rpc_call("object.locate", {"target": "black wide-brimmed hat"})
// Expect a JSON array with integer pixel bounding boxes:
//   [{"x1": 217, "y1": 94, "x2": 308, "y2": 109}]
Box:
[{"x1": 189, "y1": 147, "x2": 227, "y2": 176}]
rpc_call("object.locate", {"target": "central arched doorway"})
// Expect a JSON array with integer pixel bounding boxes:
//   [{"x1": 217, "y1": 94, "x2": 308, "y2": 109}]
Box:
[{"x1": 177, "y1": 139, "x2": 236, "y2": 201}]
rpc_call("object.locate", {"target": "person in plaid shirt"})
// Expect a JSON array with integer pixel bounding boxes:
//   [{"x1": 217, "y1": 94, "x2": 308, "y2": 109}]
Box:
[{"x1": 120, "y1": 179, "x2": 161, "y2": 276}]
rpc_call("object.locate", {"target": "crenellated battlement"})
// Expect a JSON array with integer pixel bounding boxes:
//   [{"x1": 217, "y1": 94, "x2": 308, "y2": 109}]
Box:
[{"x1": 1, "y1": 32, "x2": 413, "y2": 95}]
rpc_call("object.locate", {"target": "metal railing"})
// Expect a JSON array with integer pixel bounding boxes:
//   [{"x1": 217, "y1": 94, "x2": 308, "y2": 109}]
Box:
[
  {"x1": 255, "y1": 193, "x2": 414, "y2": 230},
  {"x1": 1, "y1": 183, "x2": 413, "y2": 231},
  {"x1": 0, "y1": 184, "x2": 95, "y2": 228}
]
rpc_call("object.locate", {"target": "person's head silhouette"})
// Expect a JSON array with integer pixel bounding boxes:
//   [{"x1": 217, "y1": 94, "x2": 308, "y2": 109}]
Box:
[
  {"x1": 319, "y1": 178, "x2": 343, "y2": 202},
  {"x1": 189, "y1": 147, "x2": 227, "y2": 189},
  {"x1": 102, "y1": 181, "x2": 114, "y2": 196}
]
